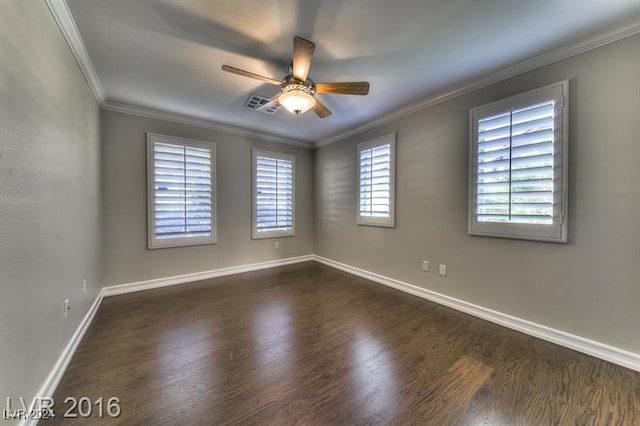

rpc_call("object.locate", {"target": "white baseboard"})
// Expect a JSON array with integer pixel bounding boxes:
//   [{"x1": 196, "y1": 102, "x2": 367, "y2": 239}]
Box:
[
  {"x1": 102, "y1": 255, "x2": 315, "y2": 297},
  {"x1": 24, "y1": 290, "x2": 104, "y2": 426},
  {"x1": 313, "y1": 255, "x2": 640, "y2": 373},
  {"x1": 23, "y1": 255, "x2": 312, "y2": 425},
  {"x1": 23, "y1": 252, "x2": 638, "y2": 426}
]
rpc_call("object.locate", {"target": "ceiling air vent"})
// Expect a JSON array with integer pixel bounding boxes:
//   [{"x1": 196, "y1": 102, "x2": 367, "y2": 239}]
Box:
[{"x1": 244, "y1": 94, "x2": 280, "y2": 114}]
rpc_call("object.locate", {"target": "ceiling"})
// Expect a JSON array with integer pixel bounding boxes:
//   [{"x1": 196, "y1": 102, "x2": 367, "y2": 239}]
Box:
[{"x1": 62, "y1": 0, "x2": 640, "y2": 145}]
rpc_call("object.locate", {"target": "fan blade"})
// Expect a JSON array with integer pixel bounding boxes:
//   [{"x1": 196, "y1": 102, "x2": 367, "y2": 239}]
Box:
[
  {"x1": 221, "y1": 65, "x2": 281, "y2": 86},
  {"x1": 292, "y1": 36, "x2": 315, "y2": 82},
  {"x1": 312, "y1": 98, "x2": 332, "y2": 118},
  {"x1": 256, "y1": 94, "x2": 281, "y2": 112},
  {"x1": 315, "y1": 82, "x2": 370, "y2": 95}
]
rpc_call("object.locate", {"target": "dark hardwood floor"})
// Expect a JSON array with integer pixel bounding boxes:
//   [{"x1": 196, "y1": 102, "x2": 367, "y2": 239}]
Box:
[{"x1": 45, "y1": 262, "x2": 640, "y2": 425}]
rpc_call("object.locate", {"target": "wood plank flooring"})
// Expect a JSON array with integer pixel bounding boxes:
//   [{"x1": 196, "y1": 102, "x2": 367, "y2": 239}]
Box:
[{"x1": 44, "y1": 262, "x2": 640, "y2": 425}]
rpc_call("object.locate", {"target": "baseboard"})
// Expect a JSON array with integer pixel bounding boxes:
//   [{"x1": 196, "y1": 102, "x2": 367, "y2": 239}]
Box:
[
  {"x1": 23, "y1": 252, "x2": 638, "y2": 426},
  {"x1": 22, "y1": 290, "x2": 104, "y2": 426},
  {"x1": 21, "y1": 255, "x2": 312, "y2": 425},
  {"x1": 102, "y1": 255, "x2": 315, "y2": 297},
  {"x1": 312, "y1": 255, "x2": 640, "y2": 373}
]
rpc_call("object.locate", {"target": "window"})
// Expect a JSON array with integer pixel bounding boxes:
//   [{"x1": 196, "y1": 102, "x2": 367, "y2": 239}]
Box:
[
  {"x1": 469, "y1": 81, "x2": 568, "y2": 242},
  {"x1": 357, "y1": 133, "x2": 396, "y2": 227},
  {"x1": 252, "y1": 149, "x2": 295, "y2": 239},
  {"x1": 147, "y1": 133, "x2": 216, "y2": 249}
]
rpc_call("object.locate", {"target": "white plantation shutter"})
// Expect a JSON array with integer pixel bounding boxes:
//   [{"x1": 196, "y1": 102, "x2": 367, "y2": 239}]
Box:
[
  {"x1": 147, "y1": 134, "x2": 216, "y2": 248},
  {"x1": 476, "y1": 101, "x2": 555, "y2": 224},
  {"x1": 360, "y1": 144, "x2": 391, "y2": 216},
  {"x1": 469, "y1": 82, "x2": 568, "y2": 242},
  {"x1": 357, "y1": 134, "x2": 396, "y2": 227},
  {"x1": 252, "y1": 150, "x2": 295, "y2": 238}
]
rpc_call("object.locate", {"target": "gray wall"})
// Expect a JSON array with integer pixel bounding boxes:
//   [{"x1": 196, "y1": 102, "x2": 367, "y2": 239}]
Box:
[
  {"x1": 0, "y1": 0, "x2": 102, "y2": 414},
  {"x1": 2, "y1": 2, "x2": 637, "y2": 412},
  {"x1": 315, "y1": 34, "x2": 640, "y2": 353},
  {"x1": 101, "y1": 110, "x2": 314, "y2": 286}
]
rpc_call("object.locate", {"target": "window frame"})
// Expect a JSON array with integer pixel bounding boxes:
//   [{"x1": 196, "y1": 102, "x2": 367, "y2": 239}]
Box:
[
  {"x1": 252, "y1": 149, "x2": 296, "y2": 239},
  {"x1": 146, "y1": 133, "x2": 217, "y2": 249},
  {"x1": 356, "y1": 133, "x2": 396, "y2": 228},
  {"x1": 468, "y1": 81, "x2": 569, "y2": 243}
]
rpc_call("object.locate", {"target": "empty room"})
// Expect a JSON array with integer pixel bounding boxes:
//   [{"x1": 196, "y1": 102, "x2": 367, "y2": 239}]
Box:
[{"x1": 2, "y1": 0, "x2": 640, "y2": 424}]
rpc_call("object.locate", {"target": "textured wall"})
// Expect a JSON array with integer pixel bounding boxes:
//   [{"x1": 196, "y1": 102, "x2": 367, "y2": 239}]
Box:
[
  {"x1": 315, "y1": 34, "x2": 640, "y2": 353},
  {"x1": 0, "y1": 0, "x2": 102, "y2": 416},
  {"x1": 100, "y1": 110, "x2": 314, "y2": 286}
]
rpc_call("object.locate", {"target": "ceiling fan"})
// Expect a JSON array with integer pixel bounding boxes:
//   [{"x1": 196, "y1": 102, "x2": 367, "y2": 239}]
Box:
[{"x1": 221, "y1": 36, "x2": 370, "y2": 118}]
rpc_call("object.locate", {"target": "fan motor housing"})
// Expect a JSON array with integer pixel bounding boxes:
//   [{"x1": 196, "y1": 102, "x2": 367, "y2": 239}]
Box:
[{"x1": 282, "y1": 75, "x2": 316, "y2": 95}]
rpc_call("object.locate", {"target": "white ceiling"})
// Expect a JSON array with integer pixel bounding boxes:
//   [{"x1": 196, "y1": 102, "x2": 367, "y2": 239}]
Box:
[{"x1": 63, "y1": 0, "x2": 640, "y2": 144}]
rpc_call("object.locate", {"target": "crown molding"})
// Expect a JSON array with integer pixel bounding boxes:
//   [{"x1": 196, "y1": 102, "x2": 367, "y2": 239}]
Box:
[
  {"x1": 46, "y1": 0, "x2": 311, "y2": 149},
  {"x1": 103, "y1": 100, "x2": 313, "y2": 148},
  {"x1": 45, "y1": 0, "x2": 106, "y2": 105},
  {"x1": 316, "y1": 15, "x2": 640, "y2": 147},
  {"x1": 47, "y1": 0, "x2": 639, "y2": 149}
]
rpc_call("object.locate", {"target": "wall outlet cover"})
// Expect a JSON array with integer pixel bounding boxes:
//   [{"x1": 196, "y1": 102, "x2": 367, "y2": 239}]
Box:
[{"x1": 439, "y1": 264, "x2": 447, "y2": 276}]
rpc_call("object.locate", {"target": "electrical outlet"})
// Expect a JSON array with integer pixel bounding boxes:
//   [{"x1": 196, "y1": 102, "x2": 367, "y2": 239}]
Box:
[
  {"x1": 64, "y1": 299, "x2": 70, "y2": 318},
  {"x1": 422, "y1": 260, "x2": 430, "y2": 272},
  {"x1": 274, "y1": 241, "x2": 279, "y2": 249},
  {"x1": 439, "y1": 264, "x2": 447, "y2": 277},
  {"x1": 82, "y1": 278, "x2": 87, "y2": 294}
]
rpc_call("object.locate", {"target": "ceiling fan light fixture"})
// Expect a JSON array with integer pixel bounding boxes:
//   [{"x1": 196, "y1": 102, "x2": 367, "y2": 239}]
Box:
[
  {"x1": 221, "y1": 36, "x2": 369, "y2": 119},
  {"x1": 279, "y1": 89, "x2": 316, "y2": 115}
]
